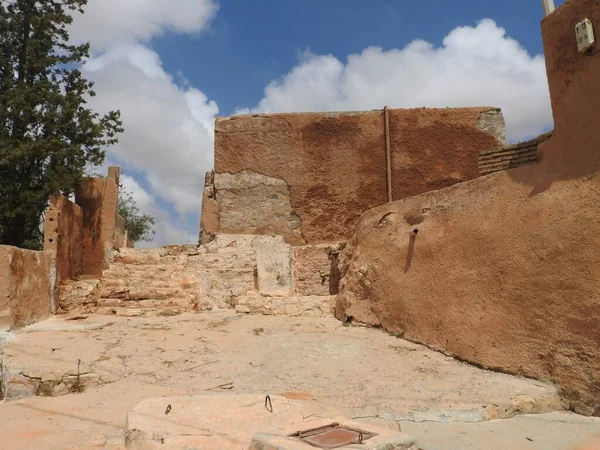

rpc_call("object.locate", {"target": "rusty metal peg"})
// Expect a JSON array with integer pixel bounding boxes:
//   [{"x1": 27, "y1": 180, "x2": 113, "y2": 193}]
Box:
[{"x1": 265, "y1": 395, "x2": 273, "y2": 413}]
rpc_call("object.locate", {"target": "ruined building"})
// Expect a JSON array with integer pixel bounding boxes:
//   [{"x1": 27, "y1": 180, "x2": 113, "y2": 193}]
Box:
[{"x1": 0, "y1": 0, "x2": 599, "y2": 448}]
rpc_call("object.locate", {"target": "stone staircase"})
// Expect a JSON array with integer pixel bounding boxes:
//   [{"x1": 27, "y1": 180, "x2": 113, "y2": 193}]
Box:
[{"x1": 57, "y1": 234, "x2": 341, "y2": 318}]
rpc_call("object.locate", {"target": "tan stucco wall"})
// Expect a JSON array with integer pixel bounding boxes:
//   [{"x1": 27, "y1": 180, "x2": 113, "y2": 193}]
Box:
[
  {"x1": 213, "y1": 107, "x2": 504, "y2": 244},
  {"x1": 336, "y1": 0, "x2": 600, "y2": 415},
  {"x1": 0, "y1": 246, "x2": 54, "y2": 331},
  {"x1": 75, "y1": 167, "x2": 120, "y2": 276}
]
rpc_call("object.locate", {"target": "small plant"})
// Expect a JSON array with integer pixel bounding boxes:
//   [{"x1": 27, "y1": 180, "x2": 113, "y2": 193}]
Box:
[
  {"x1": 71, "y1": 359, "x2": 85, "y2": 393},
  {"x1": 253, "y1": 328, "x2": 265, "y2": 336}
]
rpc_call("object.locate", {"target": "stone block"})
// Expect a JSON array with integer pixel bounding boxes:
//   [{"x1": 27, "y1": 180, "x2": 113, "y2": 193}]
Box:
[
  {"x1": 235, "y1": 295, "x2": 336, "y2": 318},
  {"x1": 255, "y1": 239, "x2": 292, "y2": 296},
  {"x1": 198, "y1": 269, "x2": 256, "y2": 309},
  {"x1": 293, "y1": 243, "x2": 344, "y2": 296}
]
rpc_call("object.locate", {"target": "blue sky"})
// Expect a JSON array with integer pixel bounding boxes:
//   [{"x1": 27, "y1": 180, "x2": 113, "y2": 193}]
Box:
[
  {"x1": 68, "y1": 0, "x2": 562, "y2": 246},
  {"x1": 155, "y1": 0, "x2": 556, "y2": 116}
]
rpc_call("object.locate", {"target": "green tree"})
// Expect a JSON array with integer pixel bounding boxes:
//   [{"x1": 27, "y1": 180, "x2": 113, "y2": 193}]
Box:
[
  {"x1": 0, "y1": 0, "x2": 123, "y2": 249},
  {"x1": 118, "y1": 188, "x2": 156, "y2": 244}
]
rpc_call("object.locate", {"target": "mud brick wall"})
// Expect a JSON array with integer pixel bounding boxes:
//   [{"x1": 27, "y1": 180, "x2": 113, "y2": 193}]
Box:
[
  {"x1": 479, "y1": 133, "x2": 552, "y2": 175},
  {"x1": 336, "y1": 0, "x2": 600, "y2": 415},
  {"x1": 75, "y1": 166, "x2": 121, "y2": 276},
  {"x1": 0, "y1": 246, "x2": 55, "y2": 331},
  {"x1": 211, "y1": 107, "x2": 505, "y2": 244},
  {"x1": 44, "y1": 195, "x2": 84, "y2": 284}
]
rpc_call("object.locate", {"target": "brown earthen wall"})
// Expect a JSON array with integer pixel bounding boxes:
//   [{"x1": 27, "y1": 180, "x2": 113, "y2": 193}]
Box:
[
  {"x1": 214, "y1": 108, "x2": 504, "y2": 244},
  {"x1": 0, "y1": 246, "x2": 54, "y2": 330},
  {"x1": 43, "y1": 195, "x2": 84, "y2": 283},
  {"x1": 336, "y1": 0, "x2": 600, "y2": 414},
  {"x1": 389, "y1": 108, "x2": 504, "y2": 200},
  {"x1": 76, "y1": 167, "x2": 120, "y2": 276}
]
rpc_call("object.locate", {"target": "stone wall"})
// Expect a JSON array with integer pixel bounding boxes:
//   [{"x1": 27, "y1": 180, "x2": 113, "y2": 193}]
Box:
[
  {"x1": 336, "y1": 0, "x2": 600, "y2": 415},
  {"x1": 75, "y1": 166, "x2": 121, "y2": 276},
  {"x1": 0, "y1": 246, "x2": 55, "y2": 330},
  {"x1": 211, "y1": 107, "x2": 505, "y2": 244},
  {"x1": 479, "y1": 133, "x2": 551, "y2": 176},
  {"x1": 43, "y1": 195, "x2": 84, "y2": 284}
]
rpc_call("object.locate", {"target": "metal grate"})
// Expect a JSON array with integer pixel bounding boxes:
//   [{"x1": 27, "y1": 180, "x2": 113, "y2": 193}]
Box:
[{"x1": 291, "y1": 423, "x2": 376, "y2": 449}]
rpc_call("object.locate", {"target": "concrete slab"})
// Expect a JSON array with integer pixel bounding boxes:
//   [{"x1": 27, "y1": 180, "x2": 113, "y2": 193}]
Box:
[
  {"x1": 125, "y1": 394, "x2": 341, "y2": 449},
  {"x1": 397, "y1": 411, "x2": 600, "y2": 450}
]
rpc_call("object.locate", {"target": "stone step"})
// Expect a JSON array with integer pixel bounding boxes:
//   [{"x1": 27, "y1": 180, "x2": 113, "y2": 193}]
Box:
[
  {"x1": 187, "y1": 249, "x2": 257, "y2": 271},
  {"x1": 96, "y1": 297, "x2": 195, "y2": 310},
  {"x1": 235, "y1": 295, "x2": 336, "y2": 318},
  {"x1": 101, "y1": 277, "x2": 195, "y2": 290},
  {"x1": 113, "y1": 251, "x2": 184, "y2": 266},
  {"x1": 58, "y1": 279, "x2": 101, "y2": 312},
  {"x1": 102, "y1": 263, "x2": 177, "y2": 279},
  {"x1": 91, "y1": 306, "x2": 187, "y2": 317},
  {"x1": 98, "y1": 285, "x2": 195, "y2": 301}
]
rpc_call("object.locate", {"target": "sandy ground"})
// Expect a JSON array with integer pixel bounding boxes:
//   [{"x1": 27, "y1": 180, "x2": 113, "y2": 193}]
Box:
[{"x1": 0, "y1": 311, "x2": 598, "y2": 449}]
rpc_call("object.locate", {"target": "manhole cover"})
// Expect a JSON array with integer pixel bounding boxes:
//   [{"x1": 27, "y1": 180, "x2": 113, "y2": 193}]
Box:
[{"x1": 291, "y1": 423, "x2": 376, "y2": 449}]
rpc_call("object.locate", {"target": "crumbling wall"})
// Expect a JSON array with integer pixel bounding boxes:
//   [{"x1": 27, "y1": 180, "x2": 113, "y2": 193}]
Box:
[
  {"x1": 479, "y1": 133, "x2": 551, "y2": 176},
  {"x1": 75, "y1": 166, "x2": 121, "y2": 276},
  {"x1": 113, "y1": 214, "x2": 128, "y2": 249},
  {"x1": 212, "y1": 108, "x2": 504, "y2": 244},
  {"x1": 43, "y1": 195, "x2": 84, "y2": 284},
  {"x1": 336, "y1": 0, "x2": 600, "y2": 415},
  {"x1": 292, "y1": 243, "x2": 345, "y2": 296},
  {"x1": 0, "y1": 246, "x2": 54, "y2": 330}
]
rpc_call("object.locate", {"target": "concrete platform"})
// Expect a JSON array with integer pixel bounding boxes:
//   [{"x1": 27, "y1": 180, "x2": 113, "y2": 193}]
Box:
[{"x1": 125, "y1": 394, "x2": 342, "y2": 449}]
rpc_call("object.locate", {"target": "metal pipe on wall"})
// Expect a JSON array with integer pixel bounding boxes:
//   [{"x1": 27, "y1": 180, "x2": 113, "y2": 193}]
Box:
[
  {"x1": 542, "y1": 0, "x2": 555, "y2": 16},
  {"x1": 384, "y1": 106, "x2": 393, "y2": 204}
]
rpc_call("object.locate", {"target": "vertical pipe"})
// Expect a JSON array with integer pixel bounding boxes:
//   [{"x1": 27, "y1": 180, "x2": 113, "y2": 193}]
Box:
[
  {"x1": 384, "y1": 106, "x2": 393, "y2": 203},
  {"x1": 542, "y1": 0, "x2": 555, "y2": 16}
]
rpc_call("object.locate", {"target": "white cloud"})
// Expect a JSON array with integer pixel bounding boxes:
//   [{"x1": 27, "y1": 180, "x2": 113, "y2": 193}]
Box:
[
  {"x1": 68, "y1": 1, "x2": 220, "y2": 247},
  {"x1": 83, "y1": 43, "x2": 217, "y2": 216},
  {"x1": 70, "y1": 0, "x2": 219, "y2": 51},
  {"x1": 119, "y1": 175, "x2": 197, "y2": 248},
  {"x1": 244, "y1": 19, "x2": 552, "y2": 142},
  {"x1": 120, "y1": 175, "x2": 155, "y2": 213}
]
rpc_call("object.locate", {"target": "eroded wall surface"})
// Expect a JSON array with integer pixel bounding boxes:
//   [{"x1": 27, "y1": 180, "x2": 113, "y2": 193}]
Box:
[
  {"x1": 336, "y1": 0, "x2": 600, "y2": 415},
  {"x1": 75, "y1": 167, "x2": 120, "y2": 276},
  {"x1": 212, "y1": 108, "x2": 504, "y2": 244},
  {"x1": 113, "y1": 214, "x2": 128, "y2": 249},
  {"x1": 44, "y1": 195, "x2": 84, "y2": 283},
  {"x1": 0, "y1": 246, "x2": 54, "y2": 330}
]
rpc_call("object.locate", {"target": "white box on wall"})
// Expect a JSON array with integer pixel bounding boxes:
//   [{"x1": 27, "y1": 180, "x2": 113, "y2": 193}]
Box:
[{"x1": 576, "y1": 18, "x2": 595, "y2": 53}]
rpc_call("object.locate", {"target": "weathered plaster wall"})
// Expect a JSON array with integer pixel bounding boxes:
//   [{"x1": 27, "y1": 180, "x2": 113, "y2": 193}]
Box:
[
  {"x1": 336, "y1": 0, "x2": 600, "y2": 415},
  {"x1": 76, "y1": 166, "x2": 120, "y2": 276},
  {"x1": 388, "y1": 108, "x2": 504, "y2": 200},
  {"x1": 43, "y1": 195, "x2": 84, "y2": 283},
  {"x1": 0, "y1": 246, "x2": 54, "y2": 330},
  {"x1": 213, "y1": 108, "x2": 504, "y2": 244}
]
